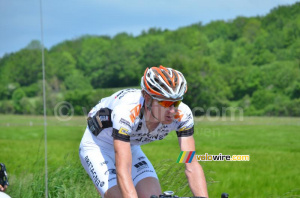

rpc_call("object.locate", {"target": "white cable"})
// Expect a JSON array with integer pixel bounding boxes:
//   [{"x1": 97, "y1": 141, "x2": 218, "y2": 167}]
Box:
[{"x1": 39, "y1": 0, "x2": 48, "y2": 197}]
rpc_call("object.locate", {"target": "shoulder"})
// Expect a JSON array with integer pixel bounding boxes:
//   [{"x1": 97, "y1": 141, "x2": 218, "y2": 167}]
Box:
[
  {"x1": 175, "y1": 102, "x2": 193, "y2": 122},
  {"x1": 112, "y1": 104, "x2": 140, "y2": 124},
  {"x1": 111, "y1": 98, "x2": 144, "y2": 128},
  {"x1": 178, "y1": 102, "x2": 192, "y2": 112},
  {"x1": 113, "y1": 89, "x2": 142, "y2": 102},
  {"x1": 111, "y1": 102, "x2": 143, "y2": 142},
  {"x1": 175, "y1": 102, "x2": 194, "y2": 137}
]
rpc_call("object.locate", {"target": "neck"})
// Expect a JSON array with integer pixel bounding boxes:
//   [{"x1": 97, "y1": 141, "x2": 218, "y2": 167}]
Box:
[
  {"x1": 144, "y1": 107, "x2": 160, "y2": 131},
  {"x1": 145, "y1": 104, "x2": 160, "y2": 121}
]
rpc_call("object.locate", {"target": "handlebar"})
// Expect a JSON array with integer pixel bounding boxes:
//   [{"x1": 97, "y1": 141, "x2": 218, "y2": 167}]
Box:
[{"x1": 150, "y1": 191, "x2": 229, "y2": 198}]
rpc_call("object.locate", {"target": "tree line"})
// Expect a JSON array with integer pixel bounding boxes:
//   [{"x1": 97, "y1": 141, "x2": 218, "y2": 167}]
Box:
[{"x1": 0, "y1": 2, "x2": 299, "y2": 116}]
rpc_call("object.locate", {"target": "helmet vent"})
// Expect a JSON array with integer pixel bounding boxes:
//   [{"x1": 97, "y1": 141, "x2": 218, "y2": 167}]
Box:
[
  {"x1": 149, "y1": 83, "x2": 161, "y2": 93},
  {"x1": 179, "y1": 82, "x2": 184, "y2": 92},
  {"x1": 154, "y1": 77, "x2": 160, "y2": 84},
  {"x1": 161, "y1": 70, "x2": 173, "y2": 86},
  {"x1": 174, "y1": 71, "x2": 178, "y2": 84},
  {"x1": 160, "y1": 83, "x2": 170, "y2": 94}
]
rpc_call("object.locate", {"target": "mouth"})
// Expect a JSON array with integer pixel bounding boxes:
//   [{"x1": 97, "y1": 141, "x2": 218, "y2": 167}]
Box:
[{"x1": 166, "y1": 115, "x2": 173, "y2": 120}]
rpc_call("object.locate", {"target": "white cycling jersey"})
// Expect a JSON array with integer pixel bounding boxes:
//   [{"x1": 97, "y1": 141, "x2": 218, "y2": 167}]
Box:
[{"x1": 88, "y1": 88, "x2": 194, "y2": 145}]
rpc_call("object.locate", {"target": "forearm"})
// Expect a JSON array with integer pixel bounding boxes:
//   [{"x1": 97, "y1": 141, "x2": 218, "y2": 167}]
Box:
[
  {"x1": 178, "y1": 136, "x2": 208, "y2": 197},
  {"x1": 116, "y1": 171, "x2": 138, "y2": 198},
  {"x1": 114, "y1": 139, "x2": 138, "y2": 198},
  {"x1": 185, "y1": 162, "x2": 208, "y2": 197}
]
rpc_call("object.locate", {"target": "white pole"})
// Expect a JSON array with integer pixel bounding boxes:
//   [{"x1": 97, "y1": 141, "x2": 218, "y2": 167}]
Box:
[{"x1": 39, "y1": 0, "x2": 48, "y2": 197}]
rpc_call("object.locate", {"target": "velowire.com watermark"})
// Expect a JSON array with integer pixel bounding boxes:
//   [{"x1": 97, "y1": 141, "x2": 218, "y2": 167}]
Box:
[{"x1": 177, "y1": 151, "x2": 250, "y2": 163}]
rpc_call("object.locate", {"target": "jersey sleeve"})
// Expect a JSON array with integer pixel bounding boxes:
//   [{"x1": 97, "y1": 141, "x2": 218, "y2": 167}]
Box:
[
  {"x1": 111, "y1": 105, "x2": 133, "y2": 142},
  {"x1": 87, "y1": 102, "x2": 102, "y2": 117},
  {"x1": 175, "y1": 104, "x2": 194, "y2": 137}
]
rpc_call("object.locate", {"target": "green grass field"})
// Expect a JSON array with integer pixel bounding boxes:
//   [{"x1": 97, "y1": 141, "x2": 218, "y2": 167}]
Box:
[{"x1": 0, "y1": 115, "x2": 299, "y2": 197}]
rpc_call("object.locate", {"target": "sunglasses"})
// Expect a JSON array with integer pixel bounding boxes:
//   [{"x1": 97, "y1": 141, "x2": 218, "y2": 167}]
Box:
[{"x1": 157, "y1": 100, "x2": 181, "y2": 108}]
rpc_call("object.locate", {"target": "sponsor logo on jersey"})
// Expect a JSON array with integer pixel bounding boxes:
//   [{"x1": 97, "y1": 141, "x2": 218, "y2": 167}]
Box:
[
  {"x1": 115, "y1": 89, "x2": 139, "y2": 100},
  {"x1": 178, "y1": 127, "x2": 190, "y2": 132},
  {"x1": 157, "y1": 125, "x2": 170, "y2": 133},
  {"x1": 119, "y1": 118, "x2": 131, "y2": 128},
  {"x1": 118, "y1": 127, "x2": 129, "y2": 136},
  {"x1": 135, "y1": 130, "x2": 171, "y2": 143},
  {"x1": 159, "y1": 135, "x2": 165, "y2": 140},
  {"x1": 84, "y1": 156, "x2": 105, "y2": 187},
  {"x1": 100, "y1": 161, "x2": 108, "y2": 166},
  {"x1": 177, "y1": 119, "x2": 190, "y2": 129},
  {"x1": 105, "y1": 169, "x2": 116, "y2": 175},
  {"x1": 108, "y1": 177, "x2": 117, "y2": 182},
  {"x1": 130, "y1": 104, "x2": 141, "y2": 122},
  {"x1": 133, "y1": 170, "x2": 154, "y2": 181},
  {"x1": 136, "y1": 121, "x2": 142, "y2": 131},
  {"x1": 115, "y1": 91, "x2": 124, "y2": 99},
  {"x1": 186, "y1": 113, "x2": 192, "y2": 120},
  {"x1": 178, "y1": 124, "x2": 193, "y2": 132},
  {"x1": 100, "y1": 115, "x2": 109, "y2": 121},
  {"x1": 134, "y1": 161, "x2": 149, "y2": 172},
  {"x1": 138, "y1": 156, "x2": 145, "y2": 161},
  {"x1": 175, "y1": 110, "x2": 184, "y2": 121}
]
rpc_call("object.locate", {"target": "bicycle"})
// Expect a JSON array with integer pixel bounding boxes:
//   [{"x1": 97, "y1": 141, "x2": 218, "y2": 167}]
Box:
[{"x1": 150, "y1": 191, "x2": 229, "y2": 198}]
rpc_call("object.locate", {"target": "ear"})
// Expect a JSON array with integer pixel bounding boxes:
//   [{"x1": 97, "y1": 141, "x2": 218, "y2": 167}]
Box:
[
  {"x1": 142, "y1": 90, "x2": 149, "y2": 100},
  {"x1": 142, "y1": 90, "x2": 152, "y2": 109}
]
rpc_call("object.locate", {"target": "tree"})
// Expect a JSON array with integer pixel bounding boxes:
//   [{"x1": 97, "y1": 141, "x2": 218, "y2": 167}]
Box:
[
  {"x1": 12, "y1": 88, "x2": 26, "y2": 113},
  {"x1": 25, "y1": 40, "x2": 43, "y2": 50},
  {"x1": 47, "y1": 51, "x2": 76, "y2": 81},
  {"x1": 64, "y1": 71, "x2": 93, "y2": 91},
  {"x1": 2, "y1": 48, "x2": 43, "y2": 86}
]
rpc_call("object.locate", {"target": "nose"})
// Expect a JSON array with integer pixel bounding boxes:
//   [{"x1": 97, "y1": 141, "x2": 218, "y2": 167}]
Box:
[{"x1": 168, "y1": 105, "x2": 176, "y2": 114}]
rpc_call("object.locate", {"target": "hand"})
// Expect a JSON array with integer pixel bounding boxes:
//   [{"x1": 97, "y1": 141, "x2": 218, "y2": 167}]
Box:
[{"x1": 0, "y1": 184, "x2": 7, "y2": 192}]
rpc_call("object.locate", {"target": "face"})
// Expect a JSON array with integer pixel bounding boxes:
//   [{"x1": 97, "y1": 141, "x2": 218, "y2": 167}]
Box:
[{"x1": 148, "y1": 99, "x2": 181, "y2": 124}]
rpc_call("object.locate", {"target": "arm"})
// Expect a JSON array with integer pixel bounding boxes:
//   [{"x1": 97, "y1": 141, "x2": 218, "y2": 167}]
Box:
[
  {"x1": 178, "y1": 136, "x2": 209, "y2": 197},
  {"x1": 114, "y1": 139, "x2": 138, "y2": 198},
  {"x1": 0, "y1": 184, "x2": 7, "y2": 192}
]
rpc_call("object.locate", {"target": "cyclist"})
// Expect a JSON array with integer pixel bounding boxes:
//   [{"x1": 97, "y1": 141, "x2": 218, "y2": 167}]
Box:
[
  {"x1": 79, "y1": 66, "x2": 208, "y2": 198},
  {"x1": 0, "y1": 163, "x2": 8, "y2": 192}
]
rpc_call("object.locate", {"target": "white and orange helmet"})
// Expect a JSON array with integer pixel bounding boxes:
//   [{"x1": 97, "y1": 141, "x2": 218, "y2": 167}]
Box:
[{"x1": 141, "y1": 65, "x2": 187, "y2": 101}]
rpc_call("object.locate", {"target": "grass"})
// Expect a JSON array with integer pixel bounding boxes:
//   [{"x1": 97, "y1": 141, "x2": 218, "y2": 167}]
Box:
[{"x1": 0, "y1": 115, "x2": 299, "y2": 197}]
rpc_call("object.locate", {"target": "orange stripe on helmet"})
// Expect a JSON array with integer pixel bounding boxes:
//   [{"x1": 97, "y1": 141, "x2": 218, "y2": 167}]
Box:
[
  {"x1": 170, "y1": 70, "x2": 178, "y2": 87},
  {"x1": 160, "y1": 65, "x2": 177, "y2": 88},
  {"x1": 152, "y1": 67, "x2": 171, "y2": 87},
  {"x1": 159, "y1": 65, "x2": 168, "y2": 72},
  {"x1": 144, "y1": 68, "x2": 163, "y2": 96}
]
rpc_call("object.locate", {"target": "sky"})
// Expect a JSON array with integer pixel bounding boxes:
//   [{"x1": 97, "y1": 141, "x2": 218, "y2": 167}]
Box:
[{"x1": 0, "y1": 0, "x2": 299, "y2": 57}]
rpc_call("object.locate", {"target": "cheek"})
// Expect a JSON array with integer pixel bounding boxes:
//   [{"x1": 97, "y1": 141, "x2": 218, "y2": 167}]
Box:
[
  {"x1": 152, "y1": 103, "x2": 162, "y2": 110},
  {"x1": 151, "y1": 105, "x2": 167, "y2": 116}
]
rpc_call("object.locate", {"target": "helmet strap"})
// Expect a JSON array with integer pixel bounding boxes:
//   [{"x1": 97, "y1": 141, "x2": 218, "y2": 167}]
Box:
[
  {"x1": 143, "y1": 91, "x2": 160, "y2": 122},
  {"x1": 147, "y1": 96, "x2": 160, "y2": 122},
  {"x1": 150, "y1": 109, "x2": 159, "y2": 122}
]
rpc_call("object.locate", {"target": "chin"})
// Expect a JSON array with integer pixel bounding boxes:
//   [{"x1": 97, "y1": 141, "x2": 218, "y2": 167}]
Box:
[{"x1": 162, "y1": 120, "x2": 173, "y2": 124}]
